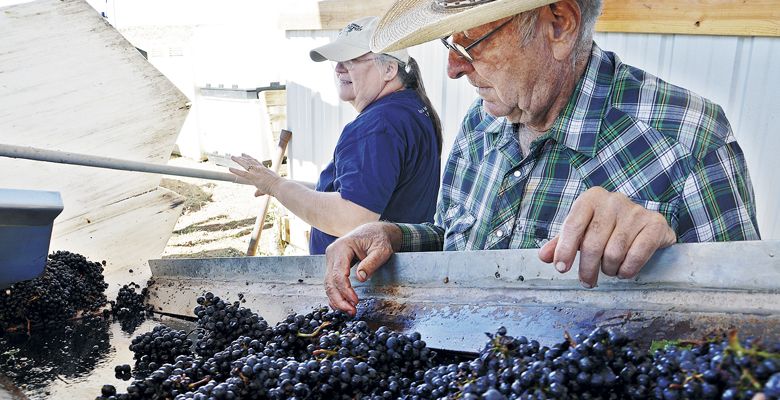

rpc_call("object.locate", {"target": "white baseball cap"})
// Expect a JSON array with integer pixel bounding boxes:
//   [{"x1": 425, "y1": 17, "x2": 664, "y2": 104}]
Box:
[{"x1": 310, "y1": 16, "x2": 410, "y2": 64}]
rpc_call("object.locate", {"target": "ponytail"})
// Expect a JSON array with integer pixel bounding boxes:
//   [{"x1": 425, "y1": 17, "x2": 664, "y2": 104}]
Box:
[
  {"x1": 376, "y1": 55, "x2": 443, "y2": 157},
  {"x1": 397, "y1": 57, "x2": 443, "y2": 157}
]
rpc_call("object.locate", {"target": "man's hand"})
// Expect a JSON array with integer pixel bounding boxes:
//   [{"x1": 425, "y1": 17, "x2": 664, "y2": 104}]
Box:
[
  {"x1": 229, "y1": 153, "x2": 282, "y2": 197},
  {"x1": 324, "y1": 222, "x2": 401, "y2": 315},
  {"x1": 539, "y1": 187, "x2": 676, "y2": 288}
]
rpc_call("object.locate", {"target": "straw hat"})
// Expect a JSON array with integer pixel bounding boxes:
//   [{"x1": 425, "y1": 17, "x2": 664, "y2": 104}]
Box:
[
  {"x1": 310, "y1": 16, "x2": 410, "y2": 64},
  {"x1": 370, "y1": 0, "x2": 555, "y2": 52}
]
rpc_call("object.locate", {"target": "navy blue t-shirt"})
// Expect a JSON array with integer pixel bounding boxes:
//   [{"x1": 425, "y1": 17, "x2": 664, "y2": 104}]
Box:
[{"x1": 308, "y1": 89, "x2": 440, "y2": 254}]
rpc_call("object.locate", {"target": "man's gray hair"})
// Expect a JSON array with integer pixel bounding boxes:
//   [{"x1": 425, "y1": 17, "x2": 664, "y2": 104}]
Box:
[
  {"x1": 576, "y1": 0, "x2": 603, "y2": 52},
  {"x1": 519, "y1": 0, "x2": 603, "y2": 54}
]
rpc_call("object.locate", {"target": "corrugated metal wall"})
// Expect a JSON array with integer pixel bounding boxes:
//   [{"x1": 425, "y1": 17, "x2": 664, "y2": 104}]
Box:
[{"x1": 286, "y1": 30, "x2": 780, "y2": 240}]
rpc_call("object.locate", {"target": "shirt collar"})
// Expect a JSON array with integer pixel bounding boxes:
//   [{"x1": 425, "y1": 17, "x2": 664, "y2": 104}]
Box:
[
  {"x1": 360, "y1": 88, "x2": 414, "y2": 114},
  {"x1": 474, "y1": 107, "x2": 517, "y2": 152},
  {"x1": 547, "y1": 43, "x2": 615, "y2": 158}
]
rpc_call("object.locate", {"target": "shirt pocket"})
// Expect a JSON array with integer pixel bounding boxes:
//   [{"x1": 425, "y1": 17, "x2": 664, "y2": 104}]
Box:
[
  {"x1": 628, "y1": 197, "x2": 679, "y2": 232},
  {"x1": 442, "y1": 204, "x2": 477, "y2": 250}
]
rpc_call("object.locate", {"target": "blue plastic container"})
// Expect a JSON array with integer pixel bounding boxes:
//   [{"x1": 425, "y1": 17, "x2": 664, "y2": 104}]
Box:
[{"x1": 0, "y1": 188, "x2": 63, "y2": 288}]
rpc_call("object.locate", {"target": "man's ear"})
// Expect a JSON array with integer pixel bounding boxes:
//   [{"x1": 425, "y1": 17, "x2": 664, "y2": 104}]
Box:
[{"x1": 541, "y1": 0, "x2": 581, "y2": 61}]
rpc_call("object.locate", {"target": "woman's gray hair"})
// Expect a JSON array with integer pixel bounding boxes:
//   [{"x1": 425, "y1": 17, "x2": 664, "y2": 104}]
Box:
[{"x1": 373, "y1": 54, "x2": 444, "y2": 156}]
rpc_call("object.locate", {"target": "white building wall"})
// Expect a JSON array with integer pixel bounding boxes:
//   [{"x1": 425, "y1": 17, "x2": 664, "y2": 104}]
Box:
[
  {"x1": 286, "y1": 31, "x2": 780, "y2": 240},
  {"x1": 86, "y1": 0, "x2": 289, "y2": 161}
]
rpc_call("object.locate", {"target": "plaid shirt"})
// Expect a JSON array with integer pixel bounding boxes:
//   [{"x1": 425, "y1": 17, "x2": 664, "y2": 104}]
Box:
[{"x1": 397, "y1": 43, "x2": 760, "y2": 252}]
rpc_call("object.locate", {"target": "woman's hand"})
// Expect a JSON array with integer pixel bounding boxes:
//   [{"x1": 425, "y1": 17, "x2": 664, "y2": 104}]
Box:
[{"x1": 229, "y1": 153, "x2": 282, "y2": 197}]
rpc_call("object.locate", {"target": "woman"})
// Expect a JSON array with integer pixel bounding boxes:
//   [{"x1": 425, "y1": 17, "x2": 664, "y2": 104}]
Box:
[{"x1": 230, "y1": 16, "x2": 442, "y2": 255}]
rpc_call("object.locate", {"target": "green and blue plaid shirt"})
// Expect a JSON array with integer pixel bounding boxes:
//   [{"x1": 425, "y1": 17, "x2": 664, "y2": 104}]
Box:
[{"x1": 397, "y1": 43, "x2": 760, "y2": 252}]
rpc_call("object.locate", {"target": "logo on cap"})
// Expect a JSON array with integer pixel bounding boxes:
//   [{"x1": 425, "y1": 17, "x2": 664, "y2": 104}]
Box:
[{"x1": 341, "y1": 23, "x2": 364, "y2": 36}]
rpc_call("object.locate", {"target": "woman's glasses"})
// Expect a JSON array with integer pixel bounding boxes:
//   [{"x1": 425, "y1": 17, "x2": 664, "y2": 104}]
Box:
[{"x1": 336, "y1": 57, "x2": 378, "y2": 71}]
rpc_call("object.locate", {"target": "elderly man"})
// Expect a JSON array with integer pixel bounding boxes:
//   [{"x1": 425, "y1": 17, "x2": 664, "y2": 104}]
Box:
[{"x1": 325, "y1": 0, "x2": 760, "y2": 315}]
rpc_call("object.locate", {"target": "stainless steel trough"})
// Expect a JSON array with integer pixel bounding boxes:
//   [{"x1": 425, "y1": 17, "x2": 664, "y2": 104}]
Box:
[{"x1": 147, "y1": 240, "x2": 780, "y2": 352}]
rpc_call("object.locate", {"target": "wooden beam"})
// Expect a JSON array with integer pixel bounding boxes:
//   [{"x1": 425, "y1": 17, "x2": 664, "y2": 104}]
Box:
[
  {"x1": 597, "y1": 0, "x2": 780, "y2": 37},
  {"x1": 281, "y1": 0, "x2": 780, "y2": 37},
  {"x1": 317, "y1": 0, "x2": 395, "y2": 30},
  {"x1": 281, "y1": 0, "x2": 395, "y2": 31}
]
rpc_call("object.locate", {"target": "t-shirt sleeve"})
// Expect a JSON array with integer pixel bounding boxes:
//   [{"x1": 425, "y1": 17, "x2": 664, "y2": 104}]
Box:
[{"x1": 333, "y1": 125, "x2": 404, "y2": 215}]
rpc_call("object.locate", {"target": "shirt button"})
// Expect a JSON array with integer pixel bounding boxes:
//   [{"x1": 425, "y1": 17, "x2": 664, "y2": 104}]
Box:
[
  {"x1": 513, "y1": 171, "x2": 521, "y2": 178},
  {"x1": 495, "y1": 230, "x2": 504, "y2": 238}
]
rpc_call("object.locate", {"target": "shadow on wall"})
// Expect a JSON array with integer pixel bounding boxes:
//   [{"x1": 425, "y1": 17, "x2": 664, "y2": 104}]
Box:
[{"x1": 286, "y1": 81, "x2": 352, "y2": 185}]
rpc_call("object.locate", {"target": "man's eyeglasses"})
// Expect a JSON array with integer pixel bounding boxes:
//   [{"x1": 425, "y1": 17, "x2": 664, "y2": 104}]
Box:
[
  {"x1": 336, "y1": 57, "x2": 378, "y2": 71},
  {"x1": 440, "y1": 17, "x2": 514, "y2": 63}
]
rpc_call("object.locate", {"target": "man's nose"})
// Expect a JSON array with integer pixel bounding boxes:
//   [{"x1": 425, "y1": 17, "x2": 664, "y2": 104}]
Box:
[
  {"x1": 446, "y1": 51, "x2": 474, "y2": 79},
  {"x1": 334, "y1": 62, "x2": 347, "y2": 73}
]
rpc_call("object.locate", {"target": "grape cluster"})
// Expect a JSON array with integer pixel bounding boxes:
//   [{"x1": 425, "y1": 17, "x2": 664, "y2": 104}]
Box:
[
  {"x1": 406, "y1": 327, "x2": 780, "y2": 400},
  {"x1": 130, "y1": 325, "x2": 193, "y2": 373},
  {"x1": 193, "y1": 292, "x2": 272, "y2": 358},
  {"x1": 51, "y1": 251, "x2": 109, "y2": 312},
  {"x1": 0, "y1": 251, "x2": 108, "y2": 330},
  {"x1": 177, "y1": 325, "x2": 435, "y2": 400},
  {"x1": 95, "y1": 291, "x2": 780, "y2": 400},
  {"x1": 110, "y1": 282, "x2": 154, "y2": 332},
  {"x1": 101, "y1": 384, "x2": 118, "y2": 398},
  {"x1": 115, "y1": 364, "x2": 132, "y2": 380},
  {"x1": 262, "y1": 307, "x2": 352, "y2": 361},
  {"x1": 637, "y1": 332, "x2": 780, "y2": 400},
  {"x1": 111, "y1": 282, "x2": 153, "y2": 319},
  {"x1": 120, "y1": 355, "x2": 204, "y2": 399}
]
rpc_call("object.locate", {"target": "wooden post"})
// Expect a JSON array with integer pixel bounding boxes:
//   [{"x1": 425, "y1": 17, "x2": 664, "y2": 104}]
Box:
[{"x1": 246, "y1": 129, "x2": 293, "y2": 256}]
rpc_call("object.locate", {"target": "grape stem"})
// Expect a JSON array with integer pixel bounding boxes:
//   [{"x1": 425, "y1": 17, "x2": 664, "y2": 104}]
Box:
[
  {"x1": 727, "y1": 330, "x2": 780, "y2": 360},
  {"x1": 188, "y1": 375, "x2": 212, "y2": 390},
  {"x1": 563, "y1": 330, "x2": 577, "y2": 347},
  {"x1": 741, "y1": 368, "x2": 762, "y2": 390},
  {"x1": 312, "y1": 349, "x2": 337, "y2": 358},
  {"x1": 297, "y1": 321, "x2": 333, "y2": 338}
]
